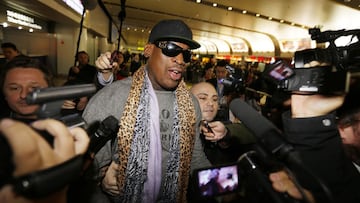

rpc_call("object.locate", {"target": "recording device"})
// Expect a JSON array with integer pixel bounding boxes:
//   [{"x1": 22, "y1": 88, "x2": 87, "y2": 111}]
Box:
[
  {"x1": 263, "y1": 60, "x2": 354, "y2": 94},
  {"x1": 229, "y1": 98, "x2": 300, "y2": 165},
  {"x1": 220, "y1": 65, "x2": 246, "y2": 93},
  {"x1": 265, "y1": 28, "x2": 360, "y2": 94},
  {"x1": 201, "y1": 120, "x2": 214, "y2": 133},
  {"x1": 229, "y1": 99, "x2": 334, "y2": 202},
  {"x1": 296, "y1": 28, "x2": 360, "y2": 70},
  {"x1": 0, "y1": 84, "x2": 103, "y2": 198},
  {"x1": 0, "y1": 115, "x2": 119, "y2": 198},
  {"x1": 87, "y1": 115, "x2": 119, "y2": 156},
  {"x1": 26, "y1": 84, "x2": 97, "y2": 120},
  {"x1": 194, "y1": 162, "x2": 240, "y2": 198},
  {"x1": 192, "y1": 99, "x2": 314, "y2": 202},
  {"x1": 193, "y1": 150, "x2": 300, "y2": 203}
]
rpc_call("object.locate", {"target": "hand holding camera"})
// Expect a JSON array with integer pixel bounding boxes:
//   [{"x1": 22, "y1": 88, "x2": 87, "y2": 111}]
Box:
[{"x1": 0, "y1": 118, "x2": 89, "y2": 201}]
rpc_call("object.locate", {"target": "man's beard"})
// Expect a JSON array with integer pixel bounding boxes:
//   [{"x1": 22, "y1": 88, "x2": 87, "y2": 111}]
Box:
[{"x1": 343, "y1": 144, "x2": 360, "y2": 166}]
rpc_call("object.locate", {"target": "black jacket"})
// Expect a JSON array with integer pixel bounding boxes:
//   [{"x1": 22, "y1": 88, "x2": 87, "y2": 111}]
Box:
[{"x1": 282, "y1": 111, "x2": 360, "y2": 203}]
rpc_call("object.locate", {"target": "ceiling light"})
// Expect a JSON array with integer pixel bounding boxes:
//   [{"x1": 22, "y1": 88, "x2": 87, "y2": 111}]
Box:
[
  {"x1": 29, "y1": 28, "x2": 33, "y2": 32},
  {"x1": 242, "y1": 10, "x2": 247, "y2": 14},
  {"x1": 256, "y1": 13, "x2": 260, "y2": 17},
  {"x1": 196, "y1": 0, "x2": 201, "y2": 3},
  {"x1": 18, "y1": 26, "x2": 22, "y2": 30},
  {"x1": 2, "y1": 22, "x2": 8, "y2": 27},
  {"x1": 268, "y1": 17, "x2": 272, "y2": 20},
  {"x1": 213, "y1": 3, "x2": 217, "y2": 7},
  {"x1": 228, "y1": 7, "x2": 232, "y2": 10},
  {"x1": 280, "y1": 20, "x2": 284, "y2": 23}
]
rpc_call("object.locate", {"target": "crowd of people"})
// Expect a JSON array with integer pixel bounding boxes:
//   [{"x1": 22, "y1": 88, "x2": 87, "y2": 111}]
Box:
[{"x1": 0, "y1": 18, "x2": 360, "y2": 203}]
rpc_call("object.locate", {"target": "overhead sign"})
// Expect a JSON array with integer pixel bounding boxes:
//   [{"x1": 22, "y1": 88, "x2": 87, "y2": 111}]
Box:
[{"x1": 6, "y1": 10, "x2": 42, "y2": 30}]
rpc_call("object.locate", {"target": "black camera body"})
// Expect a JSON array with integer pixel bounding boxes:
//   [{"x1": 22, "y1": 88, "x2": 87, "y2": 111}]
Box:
[
  {"x1": 279, "y1": 66, "x2": 349, "y2": 94},
  {"x1": 0, "y1": 84, "x2": 97, "y2": 194},
  {"x1": 220, "y1": 65, "x2": 246, "y2": 94},
  {"x1": 297, "y1": 28, "x2": 360, "y2": 71},
  {"x1": 192, "y1": 150, "x2": 300, "y2": 203},
  {"x1": 264, "y1": 28, "x2": 360, "y2": 94}
]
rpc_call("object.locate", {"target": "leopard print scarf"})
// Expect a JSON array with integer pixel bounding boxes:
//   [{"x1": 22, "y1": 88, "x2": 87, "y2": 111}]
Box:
[{"x1": 116, "y1": 66, "x2": 196, "y2": 202}]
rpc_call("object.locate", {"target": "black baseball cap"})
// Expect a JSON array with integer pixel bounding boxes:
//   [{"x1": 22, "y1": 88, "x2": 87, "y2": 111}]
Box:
[{"x1": 148, "y1": 19, "x2": 200, "y2": 49}]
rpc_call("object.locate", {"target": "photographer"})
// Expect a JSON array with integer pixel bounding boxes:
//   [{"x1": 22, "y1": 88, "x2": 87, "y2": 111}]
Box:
[
  {"x1": 0, "y1": 118, "x2": 89, "y2": 203},
  {"x1": 0, "y1": 56, "x2": 53, "y2": 121},
  {"x1": 282, "y1": 93, "x2": 360, "y2": 203},
  {"x1": 280, "y1": 61, "x2": 360, "y2": 202}
]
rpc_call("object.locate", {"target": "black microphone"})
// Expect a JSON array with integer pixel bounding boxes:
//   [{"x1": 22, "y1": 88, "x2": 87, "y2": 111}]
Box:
[
  {"x1": 88, "y1": 115, "x2": 119, "y2": 155},
  {"x1": 229, "y1": 98, "x2": 300, "y2": 166},
  {"x1": 82, "y1": 115, "x2": 119, "y2": 172},
  {"x1": 26, "y1": 84, "x2": 97, "y2": 105}
]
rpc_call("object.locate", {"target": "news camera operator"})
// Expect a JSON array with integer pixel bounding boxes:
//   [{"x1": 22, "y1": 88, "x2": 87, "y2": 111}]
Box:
[
  {"x1": 259, "y1": 28, "x2": 360, "y2": 202},
  {"x1": 0, "y1": 118, "x2": 89, "y2": 203},
  {"x1": 277, "y1": 60, "x2": 360, "y2": 203},
  {"x1": 227, "y1": 61, "x2": 360, "y2": 203}
]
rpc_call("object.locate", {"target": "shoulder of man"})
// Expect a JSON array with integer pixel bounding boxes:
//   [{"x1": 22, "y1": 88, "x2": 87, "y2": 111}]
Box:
[{"x1": 83, "y1": 77, "x2": 132, "y2": 124}]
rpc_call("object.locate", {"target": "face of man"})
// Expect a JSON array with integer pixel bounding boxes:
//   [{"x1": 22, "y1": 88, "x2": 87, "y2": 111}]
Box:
[
  {"x1": 339, "y1": 125, "x2": 360, "y2": 147},
  {"x1": 77, "y1": 53, "x2": 89, "y2": 66},
  {"x1": 3, "y1": 68, "x2": 49, "y2": 119},
  {"x1": 2, "y1": 47, "x2": 19, "y2": 61},
  {"x1": 191, "y1": 82, "x2": 219, "y2": 121},
  {"x1": 146, "y1": 41, "x2": 189, "y2": 91},
  {"x1": 338, "y1": 117, "x2": 360, "y2": 164},
  {"x1": 118, "y1": 53, "x2": 124, "y2": 64},
  {"x1": 215, "y1": 66, "x2": 227, "y2": 80}
]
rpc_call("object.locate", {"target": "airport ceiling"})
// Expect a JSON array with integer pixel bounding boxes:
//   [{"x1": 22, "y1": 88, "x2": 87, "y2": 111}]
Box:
[
  {"x1": 101, "y1": 0, "x2": 360, "y2": 54},
  {"x1": 2, "y1": 0, "x2": 360, "y2": 55}
]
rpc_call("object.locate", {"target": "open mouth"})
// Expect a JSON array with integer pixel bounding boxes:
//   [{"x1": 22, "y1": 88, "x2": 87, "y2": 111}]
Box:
[{"x1": 169, "y1": 69, "x2": 182, "y2": 80}]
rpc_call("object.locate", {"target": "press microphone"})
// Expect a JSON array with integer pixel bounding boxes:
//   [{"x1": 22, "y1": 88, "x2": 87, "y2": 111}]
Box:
[
  {"x1": 82, "y1": 115, "x2": 119, "y2": 171},
  {"x1": 26, "y1": 84, "x2": 97, "y2": 105},
  {"x1": 87, "y1": 115, "x2": 119, "y2": 155},
  {"x1": 229, "y1": 98, "x2": 301, "y2": 166}
]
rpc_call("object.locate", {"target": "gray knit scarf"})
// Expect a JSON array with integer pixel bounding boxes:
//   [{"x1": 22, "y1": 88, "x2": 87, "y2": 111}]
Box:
[{"x1": 116, "y1": 66, "x2": 196, "y2": 203}]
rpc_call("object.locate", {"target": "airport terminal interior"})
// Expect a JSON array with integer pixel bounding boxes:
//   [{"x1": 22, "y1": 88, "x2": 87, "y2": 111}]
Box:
[
  {"x1": 1, "y1": 0, "x2": 360, "y2": 79},
  {"x1": 1, "y1": 1, "x2": 360, "y2": 203}
]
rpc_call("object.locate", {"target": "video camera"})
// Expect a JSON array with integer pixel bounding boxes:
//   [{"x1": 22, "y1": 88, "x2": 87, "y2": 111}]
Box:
[
  {"x1": 192, "y1": 150, "x2": 302, "y2": 203},
  {"x1": 220, "y1": 65, "x2": 246, "y2": 94},
  {"x1": 264, "y1": 28, "x2": 360, "y2": 94},
  {"x1": 0, "y1": 84, "x2": 119, "y2": 199}
]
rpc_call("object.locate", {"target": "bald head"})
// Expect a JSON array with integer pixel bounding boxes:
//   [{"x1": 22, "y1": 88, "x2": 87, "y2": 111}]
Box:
[{"x1": 191, "y1": 82, "x2": 218, "y2": 121}]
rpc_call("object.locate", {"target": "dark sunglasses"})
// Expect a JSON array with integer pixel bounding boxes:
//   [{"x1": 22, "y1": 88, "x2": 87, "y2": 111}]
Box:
[{"x1": 155, "y1": 41, "x2": 192, "y2": 63}]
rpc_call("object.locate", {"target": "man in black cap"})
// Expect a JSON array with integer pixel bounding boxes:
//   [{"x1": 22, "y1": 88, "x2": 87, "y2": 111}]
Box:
[{"x1": 83, "y1": 19, "x2": 211, "y2": 202}]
